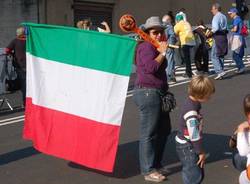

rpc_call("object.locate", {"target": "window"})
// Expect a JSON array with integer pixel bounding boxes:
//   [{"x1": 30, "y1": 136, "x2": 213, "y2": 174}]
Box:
[{"x1": 73, "y1": 1, "x2": 114, "y2": 31}]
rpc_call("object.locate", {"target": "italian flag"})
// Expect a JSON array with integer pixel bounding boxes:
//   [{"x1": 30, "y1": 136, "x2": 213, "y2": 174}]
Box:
[{"x1": 23, "y1": 23, "x2": 136, "y2": 172}]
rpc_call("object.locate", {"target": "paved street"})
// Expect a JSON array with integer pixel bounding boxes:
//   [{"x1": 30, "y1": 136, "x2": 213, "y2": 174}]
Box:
[{"x1": 0, "y1": 64, "x2": 250, "y2": 184}]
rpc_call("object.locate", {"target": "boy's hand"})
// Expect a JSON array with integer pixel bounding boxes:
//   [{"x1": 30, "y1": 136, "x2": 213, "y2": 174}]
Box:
[{"x1": 197, "y1": 152, "x2": 206, "y2": 168}]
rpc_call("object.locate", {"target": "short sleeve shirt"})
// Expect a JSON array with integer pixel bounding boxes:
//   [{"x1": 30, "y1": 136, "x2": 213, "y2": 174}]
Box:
[{"x1": 232, "y1": 16, "x2": 243, "y2": 36}]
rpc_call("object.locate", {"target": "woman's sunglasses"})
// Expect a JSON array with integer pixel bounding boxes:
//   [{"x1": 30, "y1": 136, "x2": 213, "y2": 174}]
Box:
[{"x1": 149, "y1": 30, "x2": 163, "y2": 35}]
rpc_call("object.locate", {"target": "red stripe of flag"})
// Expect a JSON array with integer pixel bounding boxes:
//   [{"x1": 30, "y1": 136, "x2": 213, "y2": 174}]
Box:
[{"x1": 23, "y1": 98, "x2": 120, "y2": 172}]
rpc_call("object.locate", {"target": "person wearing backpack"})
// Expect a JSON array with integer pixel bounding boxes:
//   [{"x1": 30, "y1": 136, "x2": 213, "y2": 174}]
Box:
[
  {"x1": 228, "y1": 8, "x2": 246, "y2": 74},
  {"x1": 193, "y1": 20, "x2": 210, "y2": 74}
]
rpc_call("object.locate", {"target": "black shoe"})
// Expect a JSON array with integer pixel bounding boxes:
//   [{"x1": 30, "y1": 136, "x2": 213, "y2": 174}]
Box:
[{"x1": 235, "y1": 68, "x2": 245, "y2": 74}]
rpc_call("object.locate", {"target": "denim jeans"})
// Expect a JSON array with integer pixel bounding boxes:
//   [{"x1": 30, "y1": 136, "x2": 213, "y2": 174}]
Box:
[
  {"x1": 133, "y1": 87, "x2": 171, "y2": 174},
  {"x1": 233, "y1": 151, "x2": 247, "y2": 172},
  {"x1": 166, "y1": 49, "x2": 175, "y2": 79},
  {"x1": 176, "y1": 141, "x2": 204, "y2": 184},
  {"x1": 181, "y1": 45, "x2": 193, "y2": 77},
  {"x1": 211, "y1": 41, "x2": 224, "y2": 74},
  {"x1": 233, "y1": 45, "x2": 245, "y2": 71}
]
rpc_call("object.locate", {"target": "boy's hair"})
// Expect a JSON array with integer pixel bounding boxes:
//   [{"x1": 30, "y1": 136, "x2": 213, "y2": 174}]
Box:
[
  {"x1": 243, "y1": 94, "x2": 250, "y2": 116},
  {"x1": 188, "y1": 75, "x2": 215, "y2": 99}
]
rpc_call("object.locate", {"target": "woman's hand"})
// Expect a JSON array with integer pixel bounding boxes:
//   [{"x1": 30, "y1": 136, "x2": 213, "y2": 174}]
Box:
[
  {"x1": 157, "y1": 41, "x2": 168, "y2": 54},
  {"x1": 100, "y1": 21, "x2": 111, "y2": 33}
]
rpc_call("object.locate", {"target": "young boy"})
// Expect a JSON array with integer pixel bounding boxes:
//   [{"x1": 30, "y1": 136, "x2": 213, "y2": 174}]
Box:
[
  {"x1": 175, "y1": 75, "x2": 215, "y2": 184},
  {"x1": 235, "y1": 94, "x2": 250, "y2": 184}
]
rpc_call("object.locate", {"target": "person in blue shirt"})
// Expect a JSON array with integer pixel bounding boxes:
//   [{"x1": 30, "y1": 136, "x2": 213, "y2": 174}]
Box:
[
  {"x1": 228, "y1": 7, "x2": 246, "y2": 74},
  {"x1": 162, "y1": 12, "x2": 177, "y2": 83},
  {"x1": 209, "y1": 3, "x2": 228, "y2": 80}
]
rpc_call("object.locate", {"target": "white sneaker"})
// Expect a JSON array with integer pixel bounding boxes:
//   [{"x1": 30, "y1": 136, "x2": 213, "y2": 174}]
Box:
[
  {"x1": 220, "y1": 71, "x2": 226, "y2": 77},
  {"x1": 214, "y1": 72, "x2": 226, "y2": 80},
  {"x1": 214, "y1": 74, "x2": 222, "y2": 80}
]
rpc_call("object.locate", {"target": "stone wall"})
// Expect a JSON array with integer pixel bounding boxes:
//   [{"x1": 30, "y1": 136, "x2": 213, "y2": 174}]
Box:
[{"x1": 0, "y1": 0, "x2": 38, "y2": 47}]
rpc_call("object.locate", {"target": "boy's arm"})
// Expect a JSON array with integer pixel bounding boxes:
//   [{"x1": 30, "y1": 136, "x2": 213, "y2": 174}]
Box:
[
  {"x1": 184, "y1": 111, "x2": 206, "y2": 168},
  {"x1": 184, "y1": 110, "x2": 203, "y2": 154}
]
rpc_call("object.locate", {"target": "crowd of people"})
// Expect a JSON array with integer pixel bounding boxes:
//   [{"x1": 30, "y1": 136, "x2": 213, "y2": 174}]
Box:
[
  {"x1": 76, "y1": 19, "x2": 111, "y2": 33},
  {"x1": 1, "y1": 2, "x2": 250, "y2": 184},
  {"x1": 132, "y1": 2, "x2": 250, "y2": 184},
  {"x1": 136, "y1": 3, "x2": 248, "y2": 84}
]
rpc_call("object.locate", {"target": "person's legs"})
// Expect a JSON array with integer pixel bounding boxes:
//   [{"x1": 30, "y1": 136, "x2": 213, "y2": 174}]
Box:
[
  {"x1": 233, "y1": 152, "x2": 248, "y2": 172},
  {"x1": 154, "y1": 111, "x2": 171, "y2": 169},
  {"x1": 182, "y1": 45, "x2": 193, "y2": 77},
  {"x1": 179, "y1": 47, "x2": 186, "y2": 65},
  {"x1": 133, "y1": 88, "x2": 162, "y2": 175},
  {"x1": 166, "y1": 49, "x2": 176, "y2": 80},
  {"x1": 176, "y1": 141, "x2": 204, "y2": 184},
  {"x1": 202, "y1": 47, "x2": 209, "y2": 73},
  {"x1": 233, "y1": 51, "x2": 242, "y2": 70},
  {"x1": 234, "y1": 46, "x2": 246, "y2": 71},
  {"x1": 194, "y1": 45, "x2": 203, "y2": 72},
  {"x1": 211, "y1": 41, "x2": 223, "y2": 74},
  {"x1": 16, "y1": 69, "x2": 26, "y2": 106}
]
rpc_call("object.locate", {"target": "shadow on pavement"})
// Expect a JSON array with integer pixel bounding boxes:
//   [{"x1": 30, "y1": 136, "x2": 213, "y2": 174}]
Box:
[
  {"x1": 223, "y1": 67, "x2": 250, "y2": 80},
  {"x1": 68, "y1": 132, "x2": 231, "y2": 179},
  {"x1": 0, "y1": 147, "x2": 39, "y2": 165}
]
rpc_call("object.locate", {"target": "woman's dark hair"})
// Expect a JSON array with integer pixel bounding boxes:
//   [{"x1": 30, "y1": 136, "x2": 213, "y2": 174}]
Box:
[
  {"x1": 244, "y1": 94, "x2": 250, "y2": 116},
  {"x1": 167, "y1": 11, "x2": 175, "y2": 25}
]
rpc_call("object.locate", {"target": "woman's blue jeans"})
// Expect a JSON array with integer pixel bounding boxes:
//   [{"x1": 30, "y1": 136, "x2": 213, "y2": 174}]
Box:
[
  {"x1": 233, "y1": 46, "x2": 245, "y2": 71},
  {"x1": 133, "y1": 87, "x2": 171, "y2": 174}
]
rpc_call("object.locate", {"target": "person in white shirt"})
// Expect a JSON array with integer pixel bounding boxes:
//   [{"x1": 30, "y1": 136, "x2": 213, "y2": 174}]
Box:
[{"x1": 234, "y1": 94, "x2": 250, "y2": 184}]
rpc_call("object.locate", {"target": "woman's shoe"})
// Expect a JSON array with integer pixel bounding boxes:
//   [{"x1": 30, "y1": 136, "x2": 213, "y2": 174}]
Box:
[{"x1": 144, "y1": 171, "x2": 166, "y2": 182}]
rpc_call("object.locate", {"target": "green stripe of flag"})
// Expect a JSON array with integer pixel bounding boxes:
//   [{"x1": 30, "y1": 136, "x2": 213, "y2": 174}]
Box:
[{"x1": 24, "y1": 23, "x2": 136, "y2": 76}]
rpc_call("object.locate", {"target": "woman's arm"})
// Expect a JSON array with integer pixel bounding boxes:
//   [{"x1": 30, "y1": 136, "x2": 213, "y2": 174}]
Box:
[
  {"x1": 137, "y1": 42, "x2": 167, "y2": 74},
  {"x1": 101, "y1": 21, "x2": 111, "y2": 33}
]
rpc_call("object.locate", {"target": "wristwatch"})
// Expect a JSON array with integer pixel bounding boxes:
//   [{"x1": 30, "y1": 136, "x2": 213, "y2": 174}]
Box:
[{"x1": 161, "y1": 51, "x2": 166, "y2": 57}]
